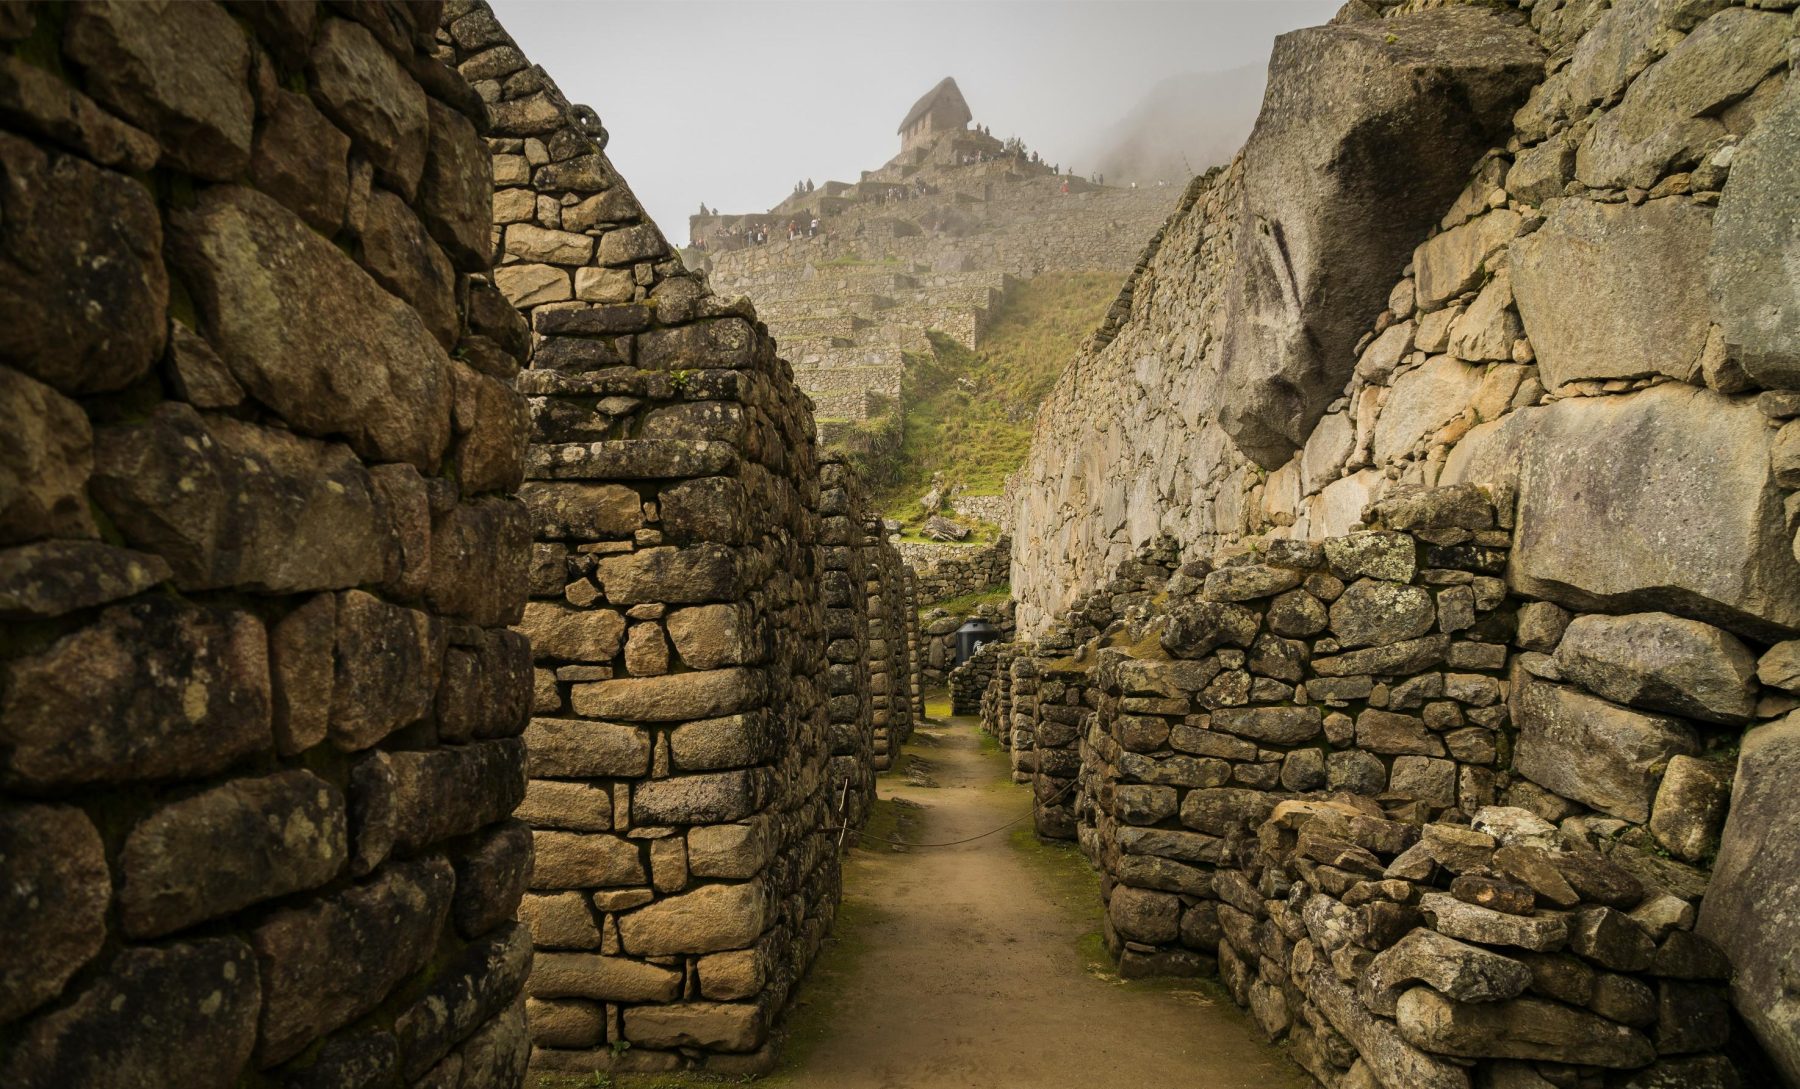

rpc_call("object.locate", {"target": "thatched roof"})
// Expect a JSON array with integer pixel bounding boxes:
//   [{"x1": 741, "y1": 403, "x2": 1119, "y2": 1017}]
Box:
[{"x1": 898, "y1": 77, "x2": 971, "y2": 135}]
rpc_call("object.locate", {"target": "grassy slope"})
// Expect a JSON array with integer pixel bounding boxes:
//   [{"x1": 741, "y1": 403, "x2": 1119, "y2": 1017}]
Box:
[{"x1": 872, "y1": 271, "x2": 1121, "y2": 517}]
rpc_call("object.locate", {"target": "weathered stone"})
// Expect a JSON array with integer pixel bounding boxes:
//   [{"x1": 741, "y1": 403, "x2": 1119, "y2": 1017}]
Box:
[
  {"x1": 1389, "y1": 756, "x2": 1457, "y2": 806},
  {"x1": 419, "y1": 98, "x2": 492, "y2": 270},
  {"x1": 688, "y1": 823, "x2": 767, "y2": 880},
  {"x1": 520, "y1": 482, "x2": 644, "y2": 540},
  {"x1": 623, "y1": 1002, "x2": 762, "y2": 1053},
  {"x1": 1449, "y1": 874, "x2": 1535, "y2": 916},
  {"x1": 1313, "y1": 634, "x2": 1450, "y2": 677},
  {"x1": 1759, "y1": 641, "x2": 1800, "y2": 696},
  {"x1": 92, "y1": 405, "x2": 393, "y2": 594},
  {"x1": 121, "y1": 770, "x2": 345, "y2": 939},
  {"x1": 1330, "y1": 580, "x2": 1436, "y2": 648},
  {"x1": 531, "y1": 831, "x2": 644, "y2": 889},
  {"x1": 1576, "y1": 7, "x2": 1789, "y2": 191},
  {"x1": 0, "y1": 540, "x2": 169, "y2": 620},
  {"x1": 1361, "y1": 928, "x2": 1531, "y2": 1016},
  {"x1": 1212, "y1": 706, "x2": 1323, "y2": 745},
  {"x1": 1371, "y1": 356, "x2": 1486, "y2": 464},
  {"x1": 1356, "y1": 709, "x2": 1445, "y2": 757},
  {"x1": 1325, "y1": 532, "x2": 1417, "y2": 583},
  {"x1": 1511, "y1": 198, "x2": 1713, "y2": 390},
  {"x1": 168, "y1": 186, "x2": 452, "y2": 470},
  {"x1": 252, "y1": 859, "x2": 453, "y2": 1065},
  {"x1": 1180, "y1": 788, "x2": 1278, "y2": 836},
  {"x1": 666, "y1": 604, "x2": 756, "y2": 670},
  {"x1": 617, "y1": 881, "x2": 766, "y2": 955},
  {"x1": 596, "y1": 545, "x2": 741, "y2": 605},
  {"x1": 0, "y1": 804, "x2": 109, "y2": 1021},
  {"x1": 571, "y1": 668, "x2": 762, "y2": 722},
  {"x1": 1203, "y1": 564, "x2": 1303, "y2": 602},
  {"x1": 453, "y1": 821, "x2": 533, "y2": 939},
  {"x1": 517, "y1": 779, "x2": 612, "y2": 832},
  {"x1": 1709, "y1": 73, "x2": 1800, "y2": 391},
  {"x1": 0, "y1": 134, "x2": 166, "y2": 395},
  {"x1": 1553, "y1": 611, "x2": 1758, "y2": 725},
  {"x1": 523, "y1": 718, "x2": 650, "y2": 778},
  {"x1": 252, "y1": 87, "x2": 349, "y2": 233},
  {"x1": 0, "y1": 599, "x2": 269, "y2": 788},
  {"x1": 310, "y1": 17, "x2": 428, "y2": 195},
  {"x1": 1645, "y1": 755, "x2": 1731, "y2": 865},
  {"x1": 633, "y1": 769, "x2": 756, "y2": 824},
  {"x1": 329, "y1": 590, "x2": 444, "y2": 751},
  {"x1": 529, "y1": 952, "x2": 680, "y2": 1003},
  {"x1": 1415, "y1": 210, "x2": 1525, "y2": 312},
  {"x1": 670, "y1": 714, "x2": 767, "y2": 771},
  {"x1": 518, "y1": 602, "x2": 625, "y2": 663},
  {"x1": 372, "y1": 741, "x2": 527, "y2": 860},
  {"x1": 391, "y1": 923, "x2": 532, "y2": 1080},
  {"x1": 1514, "y1": 601, "x2": 1572, "y2": 653},
  {"x1": 0, "y1": 365, "x2": 97, "y2": 543},
  {"x1": 1420, "y1": 892, "x2": 1567, "y2": 952},
  {"x1": 1513, "y1": 673, "x2": 1699, "y2": 824},
  {"x1": 1160, "y1": 599, "x2": 1261, "y2": 657},
  {"x1": 0, "y1": 939, "x2": 259, "y2": 1088},
  {"x1": 63, "y1": 0, "x2": 253, "y2": 179},
  {"x1": 1568, "y1": 906, "x2": 1655, "y2": 972},
  {"x1": 1215, "y1": 6, "x2": 1541, "y2": 466},
  {"x1": 0, "y1": 52, "x2": 159, "y2": 172},
  {"x1": 1510, "y1": 385, "x2": 1800, "y2": 639},
  {"x1": 1304, "y1": 963, "x2": 1473, "y2": 1089},
  {"x1": 1696, "y1": 711, "x2": 1800, "y2": 1083},
  {"x1": 426, "y1": 497, "x2": 531, "y2": 627},
  {"x1": 1396, "y1": 987, "x2": 1656, "y2": 1067},
  {"x1": 436, "y1": 628, "x2": 533, "y2": 743},
  {"x1": 361, "y1": 190, "x2": 457, "y2": 350}
]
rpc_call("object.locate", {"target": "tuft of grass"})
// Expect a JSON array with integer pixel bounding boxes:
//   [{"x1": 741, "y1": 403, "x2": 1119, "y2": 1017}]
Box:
[
  {"x1": 920, "y1": 584, "x2": 1012, "y2": 616},
  {"x1": 872, "y1": 271, "x2": 1121, "y2": 517}
]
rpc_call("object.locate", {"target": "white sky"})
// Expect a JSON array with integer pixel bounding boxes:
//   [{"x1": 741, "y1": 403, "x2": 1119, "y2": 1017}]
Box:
[{"x1": 491, "y1": 1, "x2": 1340, "y2": 240}]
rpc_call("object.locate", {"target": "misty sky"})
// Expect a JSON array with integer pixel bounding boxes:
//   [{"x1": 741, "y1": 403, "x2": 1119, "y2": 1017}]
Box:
[{"x1": 491, "y1": 1, "x2": 1340, "y2": 241}]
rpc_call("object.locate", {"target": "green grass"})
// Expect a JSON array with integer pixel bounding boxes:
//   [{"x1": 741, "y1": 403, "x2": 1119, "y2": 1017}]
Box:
[
  {"x1": 922, "y1": 585, "x2": 1012, "y2": 616},
  {"x1": 872, "y1": 271, "x2": 1122, "y2": 519}
]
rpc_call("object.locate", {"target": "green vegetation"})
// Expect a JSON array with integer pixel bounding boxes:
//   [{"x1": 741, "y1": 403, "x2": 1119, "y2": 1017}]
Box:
[
  {"x1": 923, "y1": 585, "x2": 1012, "y2": 617},
  {"x1": 871, "y1": 271, "x2": 1122, "y2": 519}
]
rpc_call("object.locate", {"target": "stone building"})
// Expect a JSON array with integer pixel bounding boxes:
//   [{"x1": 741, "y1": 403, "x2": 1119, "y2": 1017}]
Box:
[{"x1": 899, "y1": 76, "x2": 973, "y2": 152}]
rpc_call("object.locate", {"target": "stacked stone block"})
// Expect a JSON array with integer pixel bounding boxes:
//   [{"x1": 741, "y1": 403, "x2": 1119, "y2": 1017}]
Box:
[
  {"x1": 949, "y1": 639, "x2": 1005, "y2": 716},
  {"x1": 920, "y1": 599, "x2": 1015, "y2": 690},
  {"x1": 900, "y1": 535, "x2": 1011, "y2": 608},
  {"x1": 444, "y1": 3, "x2": 839, "y2": 1074},
  {"x1": 904, "y1": 569, "x2": 926, "y2": 718},
  {"x1": 1069, "y1": 483, "x2": 1792, "y2": 1085},
  {"x1": 977, "y1": 642, "x2": 1018, "y2": 743},
  {"x1": 0, "y1": 3, "x2": 533, "y2": 1085},
  {"x1": 1006, "y1": 649, "x2": 1041, "y2": 783},
  {"x1": 865, "y1": 517, "x2": 917, "y2": 771},
  {"x1": 1031, "y1": 653, "x2": 1094, "y2": 841},
  {"x1": 820, "y1": 457, "x2": 875, "y2": 832}
]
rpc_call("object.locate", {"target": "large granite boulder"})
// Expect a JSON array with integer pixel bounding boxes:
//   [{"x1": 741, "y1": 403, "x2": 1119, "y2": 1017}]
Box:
[
  {"x1": 1552, "y1": 612, "x2": 1759, "y2": 725},
  {"x1": 1708, "y1": 73, "x2": 1800, "y2": 391},
  {"x1": 1508, "y1": 384, "x2": 1800, "y2": 639},
  {"x1": 1509, "y1": 197, "x2": 1714, "y2": 391},
  {"x1": 1512, "y1": 671, "x2": 1699, "y2": 824},
  {"x1": 1214, "y1": 6, "x2": 1542, "y2": 467},
  {"x1": 1697, "y1": 711, "x2": 1800, "y2": 1085}
]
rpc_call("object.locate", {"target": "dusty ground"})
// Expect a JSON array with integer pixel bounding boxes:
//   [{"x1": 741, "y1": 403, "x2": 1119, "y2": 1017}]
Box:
[{"x1": 759, "y1": 712, "x2": 1311, "y2": 1089}]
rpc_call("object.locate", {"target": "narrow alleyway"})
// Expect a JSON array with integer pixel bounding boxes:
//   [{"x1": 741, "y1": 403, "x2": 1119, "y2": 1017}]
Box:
[{"x1": 766, "y1": 712, "x2": 1309, "y2": 1089}]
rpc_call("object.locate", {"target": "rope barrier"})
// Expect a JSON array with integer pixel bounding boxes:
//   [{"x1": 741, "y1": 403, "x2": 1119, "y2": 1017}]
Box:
[{"x1": 826, "y1": 776, "x2": 1081, "y2": 849}]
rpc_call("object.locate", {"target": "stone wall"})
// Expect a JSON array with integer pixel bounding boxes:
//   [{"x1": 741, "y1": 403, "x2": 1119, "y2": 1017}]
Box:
[
  {"x1": 864, "y1": 515, "x2": 919, "y2": 773},
  {"x1": 1006, "y1": 4, "x2": 1800, "y2": 1072},
  {"x1": 821, "y1": 458, "x2": 876, "y2": 833},
  {"x1": 984, "y1": 482, "x2": 1798, "y2": 1085},
  {"x1": 899, "y1": 535, "x2": 1011, "y2": 608},
  {"x1": 445, "y1": 4, "x2": 848, "y2": 1074},
  {"x1": 918, "y1": 599, "x2": 1015, "y2": 691},
  {"x1": 0, "y1": 2, "x2": 534, "y2": 1085}
]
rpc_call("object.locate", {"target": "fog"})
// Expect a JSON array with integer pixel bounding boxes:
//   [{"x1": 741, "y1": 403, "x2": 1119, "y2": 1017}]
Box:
[{"x1": 490, "y1": 1, "x2": 1340, "y2": 241}]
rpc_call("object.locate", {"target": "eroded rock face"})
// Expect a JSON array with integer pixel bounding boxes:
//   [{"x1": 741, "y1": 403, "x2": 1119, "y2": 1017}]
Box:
[
  {"x1": 1709, "y1": 73, "x2": 1800, "y2": 390},
  {"x1": 1698, "y1": 712, "x2": 1800, "y2": 1085},
  {"x1": 1215, "y1": 6, "x2": 1542, "y2": 467},
  {"x1": 1509, "y1": 384, "x2": 1800, "y2": 639}
]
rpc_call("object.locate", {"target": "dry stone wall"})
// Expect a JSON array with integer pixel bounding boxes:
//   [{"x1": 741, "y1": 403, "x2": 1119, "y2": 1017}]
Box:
[
  {"x1": 444, "y1": 5, "x2": 919, "y2": 1073},
  {"x1": 1008, "y1": 4, "x2": 1800, "y2": 1075},
  {"x1": 984, "y1": 483, "x2": 1794, "y2": 1085},
  {"x1": 899, "y1": 535, "x2": 1011, "y2": 608},
  {"x1": 0, "y1": 2, "x2": 534, "y2": 1085}
]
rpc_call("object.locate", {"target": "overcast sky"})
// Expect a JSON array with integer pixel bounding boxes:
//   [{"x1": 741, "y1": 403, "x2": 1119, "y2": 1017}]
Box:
[{"x1": 491, "y1": 1, "x2": 1340, "y2": 240}]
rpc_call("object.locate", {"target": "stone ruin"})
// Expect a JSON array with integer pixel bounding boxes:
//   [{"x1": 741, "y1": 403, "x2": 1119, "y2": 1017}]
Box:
[
  {"x1": 979, "y1": 483, "x2": 1798, "y2": 1086},
  {"x1": 4, "y1": 0, "x2": 1800, "y2": 1086},
  {"x1": 0, "y1": 1, "x2": 535, "y2": 1083},
  {"x1": 690, "y1": 79, "x2": 1178, "y2": 442},
  {"x1": 0, "y1": 0, "x2": 921, "y2": 1084}
]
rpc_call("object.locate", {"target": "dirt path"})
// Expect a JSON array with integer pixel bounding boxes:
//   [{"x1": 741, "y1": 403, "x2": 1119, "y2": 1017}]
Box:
[{"x1": 766, "y1": 714, "x2": 1310, "y2": 1089}]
